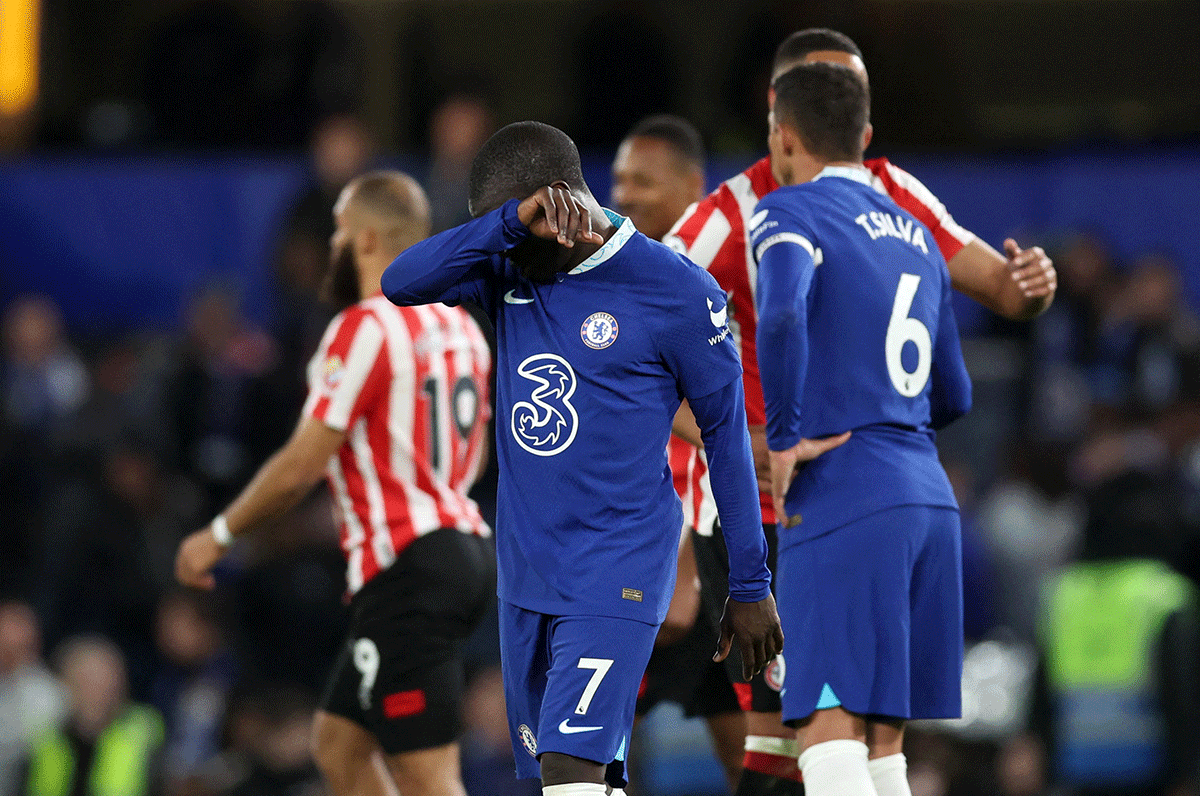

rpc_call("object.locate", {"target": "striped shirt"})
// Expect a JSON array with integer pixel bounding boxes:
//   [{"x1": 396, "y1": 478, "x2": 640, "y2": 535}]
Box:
[
  {"x1": 666, "y1": 156, "x2": 973, "y2": 522},
  {"x1": 303, "y1": 295, "x2": 492, "y2": 594}
]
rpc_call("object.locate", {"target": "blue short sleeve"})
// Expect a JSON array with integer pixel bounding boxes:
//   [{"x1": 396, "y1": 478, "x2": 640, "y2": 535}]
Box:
[{"x1": 658, "y1": 264, "x2": 742, "y2": 400}]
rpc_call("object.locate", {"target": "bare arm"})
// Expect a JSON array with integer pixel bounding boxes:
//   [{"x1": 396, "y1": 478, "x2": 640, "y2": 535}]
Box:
[
  {"x1": 175, "y1": 416, "x2": 345, "y2": 589},
  {"x1": 672, "y1": 400, "x2": 703, "y2": 448},
  {"x1": 947, "y1": 237, "x2": 1056, "y2": 321}
]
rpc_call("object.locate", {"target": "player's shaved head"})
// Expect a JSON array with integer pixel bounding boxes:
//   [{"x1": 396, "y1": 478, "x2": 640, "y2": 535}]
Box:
[
  {"x1": 773, "y1": 28, "x2": 867, "y2": 84},
  {"x1": 341, "y1": 170, "x2": 431, "y2": 240},
  {"x1": 468, "y1": 121, "x2": 588, "y2": 217},
  {"x1": 772, "y1": 62, "x2": 870, "y2": 163}
]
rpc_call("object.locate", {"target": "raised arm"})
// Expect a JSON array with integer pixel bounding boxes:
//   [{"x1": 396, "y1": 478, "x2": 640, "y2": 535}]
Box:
[
  {"x1": 877, "y1": 161, "x2": 1056, "y2": 321},
  {"x1": 381, "y1": 199, "x2": 528, "y2": 308}
]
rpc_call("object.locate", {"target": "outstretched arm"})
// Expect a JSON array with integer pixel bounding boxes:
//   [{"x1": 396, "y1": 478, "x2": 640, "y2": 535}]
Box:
[
  {"x1": 948, "y1": 237, "x2": 1056, "y2": 321},
  {"x1": 175, "y1": 416, "x2": 343, "y2": 589}
]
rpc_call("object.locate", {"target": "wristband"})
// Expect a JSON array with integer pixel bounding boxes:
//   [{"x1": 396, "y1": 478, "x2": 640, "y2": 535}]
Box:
[{"x1": 210, "y1": 515, "x2": 235, "y2": 548}]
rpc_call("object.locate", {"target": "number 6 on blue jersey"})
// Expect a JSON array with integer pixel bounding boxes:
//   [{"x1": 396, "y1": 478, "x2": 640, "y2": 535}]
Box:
[{"x1": 885, "y1": 273, "x2": 932, "y2": 397}]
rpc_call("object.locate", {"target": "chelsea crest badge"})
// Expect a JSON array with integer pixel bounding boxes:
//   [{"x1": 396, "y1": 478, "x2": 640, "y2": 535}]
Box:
[{"x1": 581, "y1": 312, "x2": 618, "y2": 350}]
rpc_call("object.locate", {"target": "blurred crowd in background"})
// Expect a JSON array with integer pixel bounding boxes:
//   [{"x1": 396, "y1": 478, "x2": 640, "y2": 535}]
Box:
[{"x1": 2, "y1": 1, "x2": 1200, "y2": 796}]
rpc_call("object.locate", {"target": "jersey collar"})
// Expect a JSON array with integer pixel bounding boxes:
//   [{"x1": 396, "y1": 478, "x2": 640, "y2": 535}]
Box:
[
  {"x1": 567, "y1": 209, "x2": 634, "y2": 275},
  {"x1": 813, "y1": 164, "x2": 873, "y2": 186}
]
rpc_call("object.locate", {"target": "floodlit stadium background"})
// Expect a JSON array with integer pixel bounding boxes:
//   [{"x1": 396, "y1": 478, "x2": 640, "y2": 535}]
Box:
[{"x1": 1, "y1": 2, "x2": 1198, "y2": 795}]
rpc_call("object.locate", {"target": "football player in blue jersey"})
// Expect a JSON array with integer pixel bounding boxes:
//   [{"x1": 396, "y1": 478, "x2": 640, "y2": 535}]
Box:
[
  {"x1": 751, "y1": 64, "x2": 973, "y2": 796},
  {"x1": 381, "y1": 121, "x2": 785, "y2": 796}
]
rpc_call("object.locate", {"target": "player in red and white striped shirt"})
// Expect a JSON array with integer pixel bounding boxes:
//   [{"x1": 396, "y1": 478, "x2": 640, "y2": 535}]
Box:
[
  {"x1": 664, "y1": 29, "x2": 1058, "y2": 796},
  {"x1": 176, "y1": 171, "x2": 493, "y2": 796}
]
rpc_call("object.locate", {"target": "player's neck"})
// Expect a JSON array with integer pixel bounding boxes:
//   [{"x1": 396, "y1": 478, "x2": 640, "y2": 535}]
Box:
[
  {"x1": 778, "y1": 156, "x2": 864, "y2": 186},
  {"x1": 357, "y1": 260, "x2": 389, "y2": 300}
]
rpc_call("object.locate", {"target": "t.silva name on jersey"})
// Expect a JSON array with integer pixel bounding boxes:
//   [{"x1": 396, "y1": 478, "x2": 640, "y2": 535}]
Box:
[{"x1": 854, "y1": 211, "x2": 930, "y2": 254}]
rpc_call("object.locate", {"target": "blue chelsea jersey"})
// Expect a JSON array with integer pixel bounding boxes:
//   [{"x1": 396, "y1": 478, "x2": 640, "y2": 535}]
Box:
[
  {"x1": 383, "y1": 200, "x2": 768, "y2": 624},
  {"x1": 752, "y1": 167, "x2": 973, "y2": 543}
]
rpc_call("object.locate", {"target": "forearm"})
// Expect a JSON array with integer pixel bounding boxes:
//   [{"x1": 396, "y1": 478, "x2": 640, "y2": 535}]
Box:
[
  {"x1": 672, "y1": 400, "x2": 703, "y2": 448},
  {"x1": 949, "y1": 238, "x2": 1051, "y2": 321},
  {"x1": 382, "y1": 200, "x2": 527, "y2": 306},
  {"x1": 691, "y1": 380, "x2": 771, "y2": 602},
  {"x1": 218, "y1": 445, "x2": 327, "y2": 537}
]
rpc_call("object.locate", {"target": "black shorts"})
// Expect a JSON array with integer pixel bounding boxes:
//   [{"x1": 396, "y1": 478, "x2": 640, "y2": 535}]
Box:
[
  {"x1": 692, "y1": 521, "x2": 783, "y2": 714},
  {"x1": 320, "y1": 529, "x2": 495, "y2": 754},
  {"x1": 635, "y1": 608, "x2": 741, "y2": 719}
]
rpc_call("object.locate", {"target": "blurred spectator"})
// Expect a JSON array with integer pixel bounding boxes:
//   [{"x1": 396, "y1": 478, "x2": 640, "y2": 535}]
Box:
[
  {"x1": 0, "y1": 296, "x2": 88, "y2": 591},
  {"x1": 161, "y1": 285, "x2": 278, "y2": 514},
  {"x1": 224, "y1": 686, "x2": 322, "y2": 796},
  {"x1": 426, "y1": 91, "x2": 496, "y2": 232},
  {"x1": 151, "y1": 591, "x2": 236, "y2": 796},
  {"x1": 270, "y1": 114, "x2": 373, "y2": 425},
  {"x1": 978, "y1": 443, "x2": 1083, "y2": 642},
  {"x1": 1, "y1": 297, "x2": 89, "y2": 437},
  {"x1": 1031, "y1": 434, "x2": 1200, "y2": 796},
  {"x1": 1109, "y1": 253, "x2": 1200, "y2": 414},
  {"x1": 1027, "y1": 234, "x2": 1122, "y2": 439},
  {"x1": 34, "y1": 435, "x2": 180, "y2": 695},
  {"x1": 227, "y1": 503, "x2": 346, "y2": 695},
  {"x1": 0, "y1": 602, "x2": 67, "y2": 796},
  {"x1": 460, "y1": 667, "x2": 540, "y2": 796},
  {"x1": 22, "y1": 635, "x2": 164, "y2": 796}
]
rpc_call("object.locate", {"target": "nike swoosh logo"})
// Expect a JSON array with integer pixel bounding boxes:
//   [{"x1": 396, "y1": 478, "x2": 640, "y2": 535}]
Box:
[
  {"x1": 558, "y1": 719, "x2": 603, "y2": 734},
  {"x1": 706, "y1": 297, "x2": 727, "y2": 328},
  {"x1": 504, "y1": 289, "x2": 535, "y2": 305}
]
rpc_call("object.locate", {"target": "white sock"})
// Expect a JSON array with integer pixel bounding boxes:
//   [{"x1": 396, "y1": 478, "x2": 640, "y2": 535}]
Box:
[
  {"x1": 798, "y1": 740, "x2": 877, "y2": 796},
  {"x1": 542, "y1": 784, "x2": 607, "y2": 796},
  {"x1": 868, "y1": 753, "x2": 911, "y2": 796}
]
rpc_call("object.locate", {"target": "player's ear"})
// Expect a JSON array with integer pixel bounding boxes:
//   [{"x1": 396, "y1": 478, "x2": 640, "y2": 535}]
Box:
[
  {"x1": 687, "y1": 167, "x2": 705, "y2": 202},
  {"x1": 779, "y1": 124, "x2": 800, "y2": 158},
  {"x1": 862, "y1": 122, "x2": 874, "y2": 153}
]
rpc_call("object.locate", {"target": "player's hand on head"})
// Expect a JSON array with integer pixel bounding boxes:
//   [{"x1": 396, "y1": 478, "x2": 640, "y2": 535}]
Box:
[
  {"x1": 517, "y1": 185, "x2": 605, "y2": 248},
  {"x1": 768, "y1": 432, "x2": 852, "y2": 528},
  {"x1": 174, "y1": 527, "x2": 224, "y2": 590},
  {"x1": 1004, "y1": 238, "x2": 1056, "y2": 299},
  {"x1": 715, "y1": 593, "x2": 784, "y2": 681}
]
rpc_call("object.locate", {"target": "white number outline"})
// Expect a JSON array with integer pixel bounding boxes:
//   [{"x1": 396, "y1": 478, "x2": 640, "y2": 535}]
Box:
[
  {"x1": 885, "y1": 273, "x2": 932, "y2": 397},
  {"x1": 353, "y1": 638, "x2": 380, "y2": 711},
  {"x1": 574, "y1": 657, "x2": 614, "y2": 715}
]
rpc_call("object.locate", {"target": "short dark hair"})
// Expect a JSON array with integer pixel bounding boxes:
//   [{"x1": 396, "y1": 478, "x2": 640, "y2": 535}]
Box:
[
  {"x1": 625, "y1": 114, "x2": 706, "y2": 169},
  {"x1": 772, "y1": 62, "x2": 870, "y2": 163},
  {"x1": 773, "y1": 28, "x2": 863, "y2": 74},
  {"x1": 468, "y1": 121, "x2": 587, "y2": 216}
]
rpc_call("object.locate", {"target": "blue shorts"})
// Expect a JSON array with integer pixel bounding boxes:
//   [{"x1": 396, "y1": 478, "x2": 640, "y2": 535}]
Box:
[
  {"x1": 499, "y1": 602, "x2": 659, "y2": 786},
  {"x1": 776, "y1": 504, "x2": 963, "y2": 723}
]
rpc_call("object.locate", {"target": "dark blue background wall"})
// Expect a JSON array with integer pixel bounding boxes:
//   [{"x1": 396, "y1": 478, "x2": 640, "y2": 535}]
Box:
[{"x1": 2, "y1": 149, "x2": 1198, "y2": 337}]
